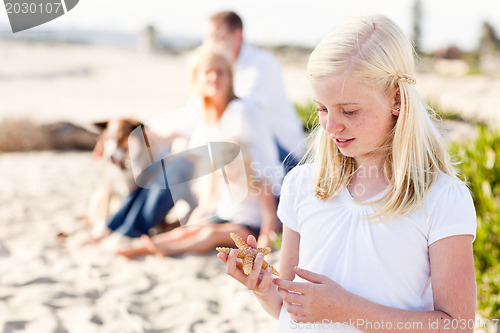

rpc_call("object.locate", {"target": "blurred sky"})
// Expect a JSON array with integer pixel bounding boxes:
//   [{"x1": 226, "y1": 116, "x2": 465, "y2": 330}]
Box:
[{"x1": 1, "y1": 0, "x2": 499, "y2": 52}]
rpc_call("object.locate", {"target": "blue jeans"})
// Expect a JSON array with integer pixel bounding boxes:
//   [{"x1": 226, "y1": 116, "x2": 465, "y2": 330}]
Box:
[
  {"x1": 276, "y1": 139, "x2": 300, "y2": 174},
  {"x1": 107, "y1": 157, "x2": 195, "y2": 237},
  {"x1": 107, "y1": 187, "x2": 174, "y2": 237}
]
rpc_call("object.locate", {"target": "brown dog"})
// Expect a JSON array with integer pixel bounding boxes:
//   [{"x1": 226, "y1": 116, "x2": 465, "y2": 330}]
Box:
[{"x1": 87, "y1": 118, "x2": 142, "y2": 237}]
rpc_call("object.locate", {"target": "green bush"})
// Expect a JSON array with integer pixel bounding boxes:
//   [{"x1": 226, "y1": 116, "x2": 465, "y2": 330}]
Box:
[
  {"x1": 428, "y1": 101, "x2": 468, "y2": 122},
  {"x1": 450, "y1": 125, "x2": 500, "y2": 319},
  {"x1": 295, "y1": 102, "x2": 318, "y2": 132}
]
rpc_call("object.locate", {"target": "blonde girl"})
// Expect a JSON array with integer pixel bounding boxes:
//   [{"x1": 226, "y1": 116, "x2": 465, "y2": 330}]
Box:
[{"x1": 219, "y1": 15, "x2": 476, "y2": 332}]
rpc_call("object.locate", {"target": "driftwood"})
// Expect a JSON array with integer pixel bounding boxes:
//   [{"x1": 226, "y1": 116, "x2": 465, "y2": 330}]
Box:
[{"x1": 0, "y1": 118, "x2": 98, "y2": 152}]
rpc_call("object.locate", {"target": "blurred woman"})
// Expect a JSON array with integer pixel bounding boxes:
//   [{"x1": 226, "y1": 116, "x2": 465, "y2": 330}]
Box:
[{"x1": 116, "y1": 47, "x2": 283, "y2": 257}]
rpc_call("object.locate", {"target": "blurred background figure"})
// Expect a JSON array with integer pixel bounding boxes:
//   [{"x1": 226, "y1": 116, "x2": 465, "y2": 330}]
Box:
[
  {"x1": 117, "y1": 46, "x2": 281, "y2": 257},
  {"x1": 203, "y1": 11, "x2": 305, "y2": 172},
  {"x1": 89, "y1": 10, "x2": 303, "y2": 247}
]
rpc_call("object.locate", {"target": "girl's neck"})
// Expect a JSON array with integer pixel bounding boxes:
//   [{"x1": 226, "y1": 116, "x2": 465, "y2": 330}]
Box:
[{"x1": 348, "y1": 157, "x2": 388, "y2": 201}]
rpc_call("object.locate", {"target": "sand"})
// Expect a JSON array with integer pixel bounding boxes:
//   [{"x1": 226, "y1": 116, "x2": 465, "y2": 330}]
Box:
[
  {"x1": 0, "y1": 151, "x2": 278, "y2": 332},
  {"x1": 0, "y1": 41, "x2": 498, "y2": 332}
]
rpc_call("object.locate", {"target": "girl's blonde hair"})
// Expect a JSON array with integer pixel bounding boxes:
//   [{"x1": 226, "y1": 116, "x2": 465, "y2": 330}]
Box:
[{"x1": 306, "y1": 15, "x2": 456, "y2": 219}]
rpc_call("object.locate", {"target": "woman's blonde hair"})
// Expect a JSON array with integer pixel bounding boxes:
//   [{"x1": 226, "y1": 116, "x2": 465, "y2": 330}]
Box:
[
  {"x1": 189, "y1": 46, "x2": 236, "y2": 112},
  {"x1": 306, "y1": 15, "x2": 456, "y2": 219}
]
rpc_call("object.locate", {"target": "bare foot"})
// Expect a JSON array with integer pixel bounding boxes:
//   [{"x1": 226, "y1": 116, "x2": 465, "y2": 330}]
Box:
[
  {"x1": 83, "y1": 229, "x2": 112, "y2": 246},
  {"x1": 140, "y1": 235, "x2": 167, "y2": 257},
  {"x1": 115, "y1": 246, "x2": 153, "y2": 259},
  {"x1": 82, "y1": 236, "x2": 101, "y2": 246}
]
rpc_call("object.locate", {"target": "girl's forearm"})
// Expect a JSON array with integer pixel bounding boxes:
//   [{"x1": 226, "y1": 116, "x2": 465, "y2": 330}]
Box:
[{"x1": 343, "y1": 293, "x2": 474, "y2": 333}]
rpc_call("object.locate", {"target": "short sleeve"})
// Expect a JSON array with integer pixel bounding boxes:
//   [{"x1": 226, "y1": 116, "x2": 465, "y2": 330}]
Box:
[
  {"x1": 427, "y1": 179, "x2": 477, "y2": 245},
  {"x1": 277, "y1": 165, "x2": 307, "y2": 232}
]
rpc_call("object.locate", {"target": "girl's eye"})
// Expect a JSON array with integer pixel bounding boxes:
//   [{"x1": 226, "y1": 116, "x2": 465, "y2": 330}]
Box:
[
  {"x1": 343, "y1": 109, "x2": 358, "y2": 116},
  {"x1": 315, "y1": 107, "x2": 327, "y2": 113}
]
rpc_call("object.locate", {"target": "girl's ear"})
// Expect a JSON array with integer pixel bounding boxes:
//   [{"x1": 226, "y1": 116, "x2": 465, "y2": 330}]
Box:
[{"x1": 392, "y1": 88, "x2": 401, "y2": 116}]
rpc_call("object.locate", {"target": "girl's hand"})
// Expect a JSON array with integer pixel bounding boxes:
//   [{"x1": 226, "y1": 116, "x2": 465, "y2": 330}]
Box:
[
  {"x1": 273, "y1": 266, "x2": 351, "y2": 323},
  {"x1": 217, "y1": 234, "x2": 274, "y2": 296}
]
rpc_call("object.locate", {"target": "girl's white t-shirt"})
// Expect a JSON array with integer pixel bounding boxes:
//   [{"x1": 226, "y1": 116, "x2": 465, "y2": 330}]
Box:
[{"x1": 276, "y1": 163, "x2": 477, "y2": 332}]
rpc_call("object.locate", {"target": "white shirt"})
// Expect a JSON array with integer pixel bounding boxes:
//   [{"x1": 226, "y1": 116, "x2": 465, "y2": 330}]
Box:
[
  {"x1": 189, "y1": 99, "x2": 284, "y2": 227},
  {"x1": 276, "y1": 164, "x2": 477, "y2": 332},
  {"x1": 188, "y1": 98, "x2": 283, "y2": 190},
  {"x1": 149, "y1": 43, "x2": 305, "y2": 159},
  {"x1": 234, "y1": 43, "x2": 305, "y2": 157}
]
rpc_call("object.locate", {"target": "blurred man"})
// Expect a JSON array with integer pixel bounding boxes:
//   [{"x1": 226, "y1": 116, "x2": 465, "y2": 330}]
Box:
[{"x1": 203, "y1": 11, "x2": 304, "y2": 171}]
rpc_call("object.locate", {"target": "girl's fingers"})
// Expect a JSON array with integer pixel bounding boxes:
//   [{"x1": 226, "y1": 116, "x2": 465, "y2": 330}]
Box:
[
  {"x1": 217, "y1": 252, "x2": 228, "y2": 263},
  {"x1": 225, "y1": 249, "x2": 246, "y2": 281},
  {"x1": 283, "y1": 300, "x2": 307, "y2": 317},
  {"x1": 277, "y1": 287, "x2": 305, "y2": 305},
  {"x1": 253, "y1": 253, "x2": 265, "y2": 273},
  {"x1": 246, "y1": 234, "x2": 257, "y2": 248},
  {"x1": 219, "y1": 249, "x2": 271, "y2": 293},
  {"x1": 247, "y1": 252, "x2": 264, "y2": 287},
  {"x1": 219, "y1": 249, "x2": 243, "y2": 271},
  {"x1": 290, "y1": 313, "x2": 310, "y2": 324},
  {"x1": 225, "y1": 249, "x2": 239, "y2": 274},
  {"x1": 256, "y1": 268, "x2": 273, "y2": 292}
]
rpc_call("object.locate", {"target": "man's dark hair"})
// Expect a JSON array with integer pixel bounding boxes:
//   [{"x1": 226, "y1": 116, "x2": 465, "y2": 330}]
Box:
[{"x1": 209, "y1": 11, "x2": 243, "y2": 32}]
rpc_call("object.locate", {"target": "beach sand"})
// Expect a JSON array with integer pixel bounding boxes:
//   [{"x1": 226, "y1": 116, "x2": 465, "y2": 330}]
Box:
[
  {"x1": 0, "y1": 151, "x2": 278, "y2": 332},
  {"x1": 0, "y1": 41, "x2": 497, "y2": 332}
]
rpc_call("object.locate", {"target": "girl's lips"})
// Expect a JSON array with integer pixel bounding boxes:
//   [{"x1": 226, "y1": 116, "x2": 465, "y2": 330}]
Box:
[{"x1": 333, "y1": 137, "x2": 354, "y2": 148}]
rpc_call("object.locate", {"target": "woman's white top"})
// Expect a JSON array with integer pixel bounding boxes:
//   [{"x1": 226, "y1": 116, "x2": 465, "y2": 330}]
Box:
[{"x1": 189, "y1": 98, "x2": 283, "y2": 227}]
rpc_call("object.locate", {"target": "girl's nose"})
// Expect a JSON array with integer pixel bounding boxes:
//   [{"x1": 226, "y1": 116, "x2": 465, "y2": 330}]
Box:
[{"x1": 325, "y1": 115, "x2": 345, "y2": 133}]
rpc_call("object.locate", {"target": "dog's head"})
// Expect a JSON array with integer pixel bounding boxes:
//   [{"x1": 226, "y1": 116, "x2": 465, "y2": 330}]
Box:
[{"x1": 94, "y1": 118, "x2": 142, "y2": 168}]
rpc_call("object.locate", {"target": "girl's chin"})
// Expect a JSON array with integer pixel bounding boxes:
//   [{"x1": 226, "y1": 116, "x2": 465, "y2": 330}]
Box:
[
  {"x1": 336, "y1": 146, "x2": 361, "y2": 159},
  {"x1": 338, "y1": 150, "x2": 355, "y2": 158}
]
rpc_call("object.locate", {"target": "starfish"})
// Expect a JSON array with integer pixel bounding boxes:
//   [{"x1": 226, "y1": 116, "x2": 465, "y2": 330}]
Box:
[{"x1": 216, "y1": 232, "x2": 279, "y2": 276}]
